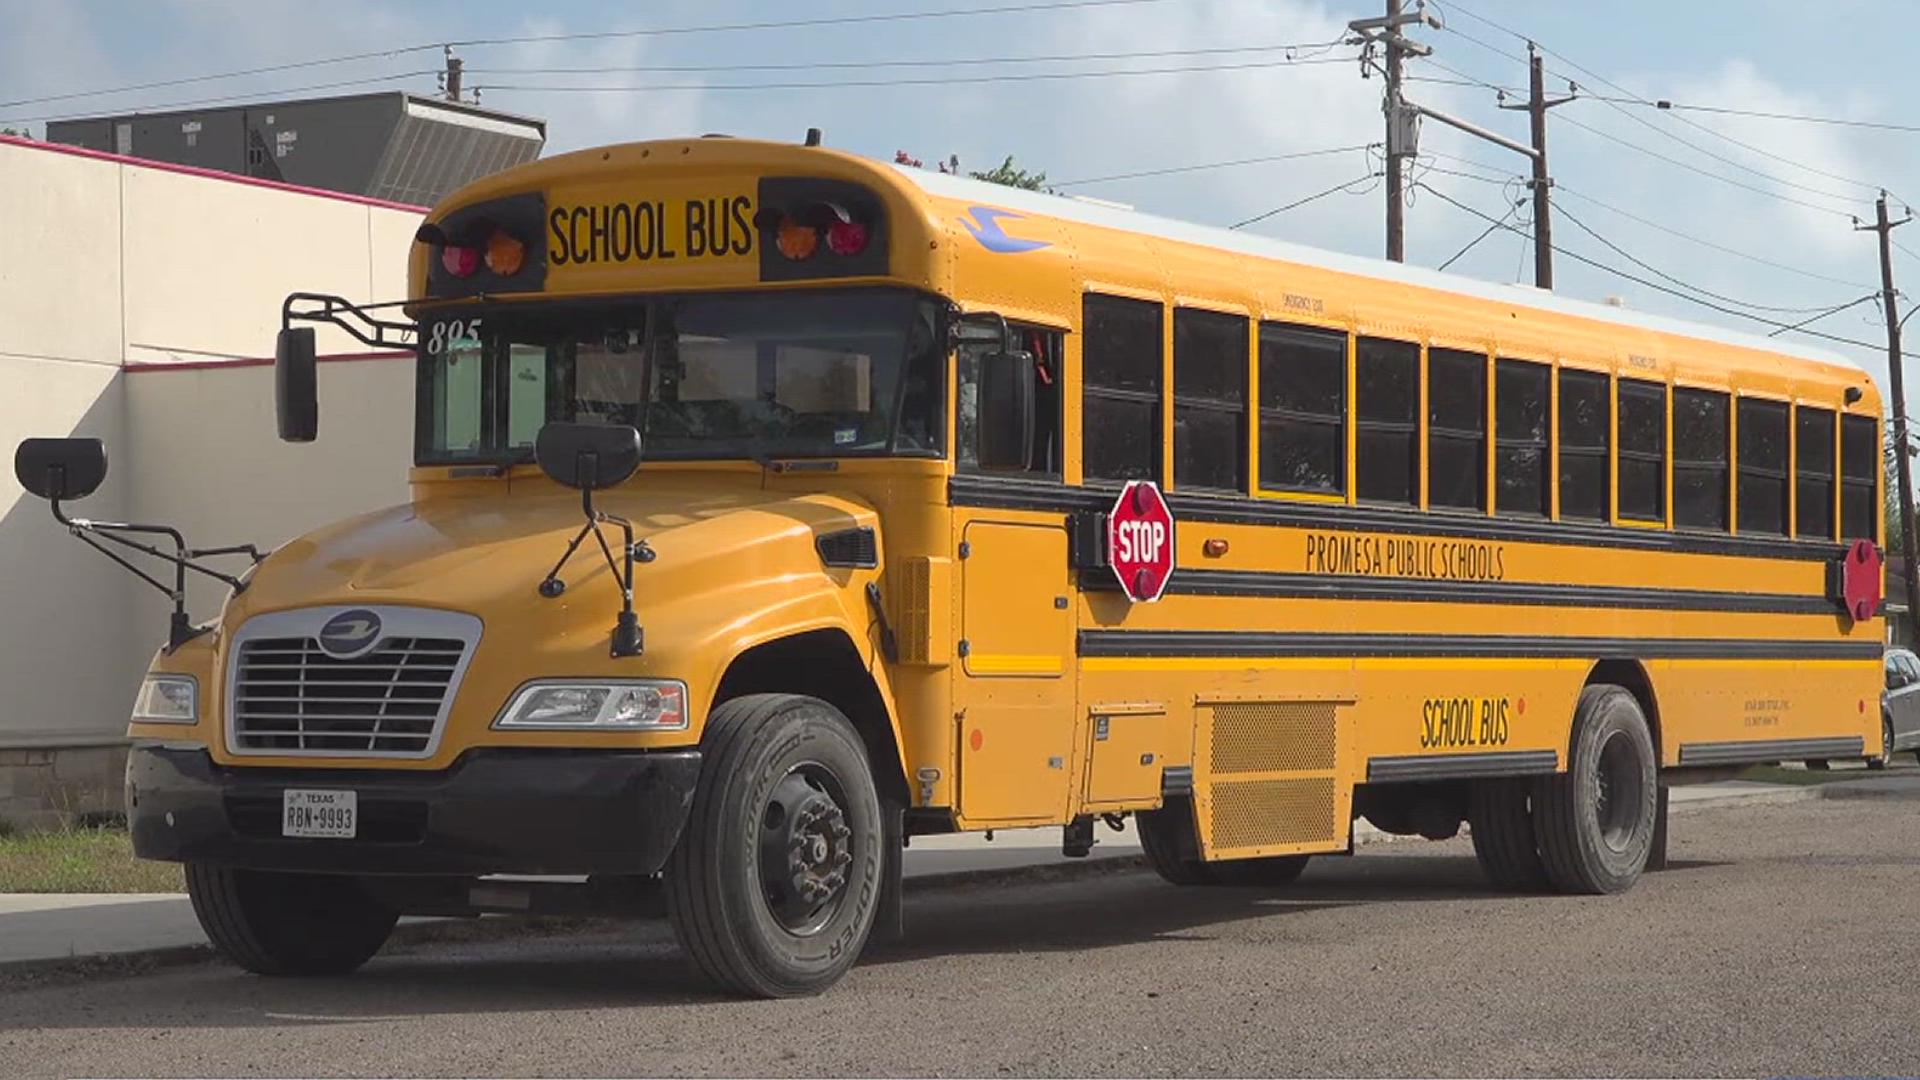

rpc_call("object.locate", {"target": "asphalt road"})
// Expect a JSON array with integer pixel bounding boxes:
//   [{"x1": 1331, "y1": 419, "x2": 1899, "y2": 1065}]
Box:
[{"x1": 4, "y1": 781, "x2": 1920, "y2": 1078}]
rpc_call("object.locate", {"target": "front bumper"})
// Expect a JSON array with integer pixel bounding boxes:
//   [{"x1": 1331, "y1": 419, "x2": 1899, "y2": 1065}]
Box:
[{"x1": 127, "y1": 744, "x2": 701, "y2": 876}]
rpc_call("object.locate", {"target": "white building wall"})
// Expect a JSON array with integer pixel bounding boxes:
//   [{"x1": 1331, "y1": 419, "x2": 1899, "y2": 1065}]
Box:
[{"x1": 0, "y1": 137, "x2": 424, "y2": 822}]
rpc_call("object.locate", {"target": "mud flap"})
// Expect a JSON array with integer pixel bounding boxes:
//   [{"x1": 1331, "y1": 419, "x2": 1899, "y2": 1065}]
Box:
[
  {"x1": 1646, "y1": 783, "x2": 1670, "y2": 872},
  {"x1": 873, "y1": 799, "x2": 905, "y2": 943}
]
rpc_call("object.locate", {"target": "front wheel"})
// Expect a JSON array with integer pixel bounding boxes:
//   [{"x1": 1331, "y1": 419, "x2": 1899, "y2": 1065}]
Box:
[
  {"x1": 1869, "y1": 716, "x2": 1894, "y2": 770},
  {"x1": 185, "y1": 865, "x2": 396, "y2": 975},
  {"x1": 665, "y1": 694, "x2": 884, "y2": 998},
  {"x1": 1532, "y1": 685, "x2": 1658, "y2": 895}
]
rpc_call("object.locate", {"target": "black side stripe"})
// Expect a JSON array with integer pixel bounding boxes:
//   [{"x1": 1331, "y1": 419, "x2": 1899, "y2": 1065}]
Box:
[
  {"x1": 1678, "y1": 736, "x2": 1865, "y2": 766},
  {"x1": 1367, "y1": 750, "x2": 1559, "y2": 783},
  {"x1": 1148, "y1": 568, "x2": 1836, "y2": 616},
  {"x1": 1078, "y1": 629, "x2": 1882, "y2": 661},
  {"x1": 949, "y1": 474, "x2": 1855, "y2": 564}
]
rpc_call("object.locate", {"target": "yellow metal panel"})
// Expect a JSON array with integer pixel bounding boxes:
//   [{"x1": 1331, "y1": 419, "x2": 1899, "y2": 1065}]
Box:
[
  {"x1": 960, "y1": 522, "x2": 1071, "y2": 679},
  {"x1": 1193, "y1": 700, "x2": 1352, "y2": 859},
  {"x1": 1083, "y1": 705, "x2": 1171, "y2": 809}
]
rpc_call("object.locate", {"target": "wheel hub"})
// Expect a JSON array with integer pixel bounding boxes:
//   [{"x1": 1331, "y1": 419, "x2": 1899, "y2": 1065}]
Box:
[{"x1": 759, "y1": 769, "x2": 854, "y2": 932}]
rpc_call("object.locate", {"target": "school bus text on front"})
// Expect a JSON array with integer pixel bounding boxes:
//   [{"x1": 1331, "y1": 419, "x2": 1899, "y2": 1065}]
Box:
[{"x1": 12, "y1": 136, "x2": 1886, "y2": 997}]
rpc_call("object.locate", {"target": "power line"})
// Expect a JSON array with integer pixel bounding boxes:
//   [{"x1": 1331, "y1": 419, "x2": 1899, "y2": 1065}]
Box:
[
  {"x1": 7, "y1": 71, "x2": 441, "y2": 126},
  {"x1": 1553, "y1": 182, "x2": 1877, "y2": 290},
  {"x1": 1054, "y1": 143, "x2": 1375, "y2": 187},
  {"x1": 473, "y1": 55, "x2": 1360, "y2": 95},
  {"x1": 1431, "y1": 0, "x2": 1884, "y2": 203},
  {"x1": 449, "y1": 0, "x2": 1177, "y2": 47},
  {"x1": 1610, "y1": 99, "x2": 1920, "y2": 135},
  {"x1": 1438, "y1": 195, "x2": 1526, "y2": 270},
  {"x1": 469, "y1": 41, "x2": 1346, "y2": 78},
  {"x1": 1228, "y1": 171, "x2": 1382, "y2": 230},
  {"x1": 0, "y1": 0, "x2": 1173, "y2": 112},
  {"x1": 1417, "y1": 180, "x2": 1919, "y2": 359},
  {"x1": 1550, "y1": 200, "x2": 1866, "y2": 315},
  {"x1": 1764, "y1": 296, "x2": 1882, "y2": 339},
  {"x1": 1554, "y1": 111, "x2": 1860, "y2": 220}
]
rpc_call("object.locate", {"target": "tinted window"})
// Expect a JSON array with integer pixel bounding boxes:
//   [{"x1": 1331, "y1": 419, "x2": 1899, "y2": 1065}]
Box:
[
  {"x1": 959, "y1": 326, "x2": 1062, "y2": 476},
  {"x1": 1673, "y1": 388, "x2": 1729, "y2": 531},
  {"x1": 1842, "y1": 413, "x2": 1878, "y2": 541},
  {"x1": 1355, "y1": 338, "x2": 1419, "y2": 505},
  {"x1": 1559, "y1": 368, "x2": 1610, "y2": 521},
  {"x1": 1796, "y1": 406, "x2": 1836, "y2": 540},
  {"x1": 1618, "y1": 379, "x2": 1667, "y2": 523},
  {"x1": 1736, "y1": 398, "x2": 1789, "y2": 536},
  {"x1": 1496, "y1": 359, "x2": 1550, "y2": 517},
  {"x1": 1083, "y1": 294, "x2": 1163, "y2": 482},
  {"x1": 1429, "y1": 349, "x2": 1488, "y2": 511},
  {"x1": 1173, "y1": 308, "x2": 1248, "y2": 491},
  {"x1": 1259, "y1": 322, "x2": 1346, "y2": 495}
]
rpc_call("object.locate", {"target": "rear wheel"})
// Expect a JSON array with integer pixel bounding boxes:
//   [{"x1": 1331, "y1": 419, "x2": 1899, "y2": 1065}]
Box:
[
  {"x1": 1469, "y1": 778, "x2": 1549, "y2": 891},
  {"x1": 1532, "y1": 685, "x2": 1658, "y2": 895},
  {"x1": 665, "y1": 694, "x2": 883, "y2": 998},
  {"x1": 1136, "y1": 801, "x2": 1310, "y2": 886},
  {"x1": 185, "y1": 865, "x2": 396, "y2": 975},
  {"x1": 1869, "y1": 716, "x2": 1894, "y2": 770},
  {"x1": 1806, "y1": 759, "x2": 1831, "y2": 770}
]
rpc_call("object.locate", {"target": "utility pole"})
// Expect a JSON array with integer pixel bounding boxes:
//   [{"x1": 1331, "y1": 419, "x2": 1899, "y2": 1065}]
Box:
[
  {"x1": 1383, "y1": 0, "x2": 1407, "y2": 263},
  {"x1": 1349, "y1": 1, "x2": 1433, "y2": 262},
  {"x1": 1497, "y1": 43, "x2": 1575, "y2": 289},
  {"x1": 444, "y1": 47, "x2": 464, "y2": 103},
  {"x1": 1862, "y1": 193, "x2": 1920, "y2": 624}
]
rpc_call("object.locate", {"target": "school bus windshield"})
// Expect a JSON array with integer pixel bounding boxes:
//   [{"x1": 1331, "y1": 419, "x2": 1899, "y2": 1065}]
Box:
[{"x1": 420, "y1": 287, "x2": 946, "y2": 465}]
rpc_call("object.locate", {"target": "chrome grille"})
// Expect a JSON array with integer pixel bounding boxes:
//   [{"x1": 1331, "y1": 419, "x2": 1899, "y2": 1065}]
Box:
[{"x1": 226, "y1": 607, "x2": 481, "y2": 759}]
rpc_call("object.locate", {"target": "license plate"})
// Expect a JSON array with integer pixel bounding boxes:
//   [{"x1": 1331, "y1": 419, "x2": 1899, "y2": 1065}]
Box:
[{"x1": 282, "y1": 789, "x2": 357, "y2": 839}]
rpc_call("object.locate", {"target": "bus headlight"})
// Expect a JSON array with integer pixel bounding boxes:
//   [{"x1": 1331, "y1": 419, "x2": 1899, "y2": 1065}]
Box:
[
  {"x1": 132, "y1": 675, "x2": 198, "y2": 724},
  {"x1": 495, "y1": 680, "x2": 688, "y2": 731}
]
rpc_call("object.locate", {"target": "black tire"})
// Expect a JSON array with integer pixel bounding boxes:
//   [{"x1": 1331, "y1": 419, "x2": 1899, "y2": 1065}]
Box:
[
  {"x1": 184, "y1": 864, "x2": 396, "y2": 976},
  {"x1": 1806, "y1": 759, "x2": 1830, "y2": 770},
  {"x1": 1136, "y1": 801, "x2": 1216, "y2": 886},
  {"x1": 665, "y1": 694, "x2": 883, "y2": 998},
  {"x1": 1208, "y1": 853, "x2": 1311, "y2": 886},
  {"x1": 1136, "y1": 801, "x2": 1309, "y2": 886},
  {"x1": 1469, "y1": 777, "x2": 1550, "y2": 891},
  {"x1": 1869, "y1": 715, "x2": 1894, "y2": 770},
  {"x1": 1532, "y1": 685, "x2": 1658, "y2": 895}
]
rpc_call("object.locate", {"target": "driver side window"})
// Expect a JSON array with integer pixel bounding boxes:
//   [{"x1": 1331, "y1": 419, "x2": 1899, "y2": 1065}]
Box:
[{"x1": 958, "y1": 325, "x2": 1062, "y2": 475}]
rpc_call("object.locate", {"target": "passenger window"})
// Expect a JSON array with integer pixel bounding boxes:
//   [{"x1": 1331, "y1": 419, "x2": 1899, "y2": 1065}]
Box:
[
  {"x1": 1082, "y1": 294, "x2": 1163, "y2": 483},
  {"x1": 1173, "y1": 308, "x2": 1249, "y2": 492},
  {"x1": 1428, "y1": 348, "x2": 1488, "y2": 511},
  {"x1": 1258, "y1": 322, "x2": 1346, "y2": 496},
  {"x1": 1355, "y1": 337, "x2": 1419, "y2": 505},
  {"x1": 1495, "y1": 359, "x2": 1550, "y2": 517},
  {"x1": 1841, "y1": 413, "x2": 1878, "y2": 540},
  {"x1": 1673, "y1": 388, "x2": 1729, "y2": 531},
  {"x1": 1618, "y1": 379, "x2": 1667, "y2": 523},
  {"x1": 1795, "y1": 406, "x2": 1836, "y2": 540},
  {"x1": 1736, "y1": 398, "x2": 1790, "y2": 536},
  {"x1": 1558, "y1": 368, "x2": 1610, "y2": 522},
  {"x1": 959, "y1": 326, "x2": 1062, "y2": 475}
]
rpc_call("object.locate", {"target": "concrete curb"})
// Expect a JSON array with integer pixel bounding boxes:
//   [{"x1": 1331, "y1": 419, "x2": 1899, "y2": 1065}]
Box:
[{"x1": 0, "y1": 776, "x2": 1876, "y2": 981}]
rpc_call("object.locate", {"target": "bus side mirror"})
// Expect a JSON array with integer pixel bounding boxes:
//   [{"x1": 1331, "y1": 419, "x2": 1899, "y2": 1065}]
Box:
[
  {"x1": 535, "y1": 422, "x2": 643, "y2": 491},
  {"x1": 976, "y1": 350, "x2": 1036, "y2": 470},
  {"x1": 13, "y1": 437, "x2": 107, "y2": 501},
  {"x1": 275, "y1": 327, "x2": 318, "y2": 443}
]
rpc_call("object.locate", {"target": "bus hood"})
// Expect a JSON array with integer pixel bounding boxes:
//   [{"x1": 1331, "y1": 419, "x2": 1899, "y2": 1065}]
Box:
[{"x1": 228, "y1": 481, "x2": 878, "y2": 619}]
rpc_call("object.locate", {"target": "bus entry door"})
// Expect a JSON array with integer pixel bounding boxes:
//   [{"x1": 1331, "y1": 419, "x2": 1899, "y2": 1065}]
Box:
[{"x1": 955, "y1": 520, "x2": 1076, "y2": 825}]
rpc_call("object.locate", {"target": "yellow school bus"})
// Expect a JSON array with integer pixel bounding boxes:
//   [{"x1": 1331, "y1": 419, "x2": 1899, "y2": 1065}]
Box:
[{"x1": 15, "y1": 135, "x2": 1887, "y2": 997}]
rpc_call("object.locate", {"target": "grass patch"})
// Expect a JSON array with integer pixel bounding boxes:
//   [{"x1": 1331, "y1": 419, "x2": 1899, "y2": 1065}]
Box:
[{"x1": 0, "y1": 828, "x2": 183, "y2": 894}]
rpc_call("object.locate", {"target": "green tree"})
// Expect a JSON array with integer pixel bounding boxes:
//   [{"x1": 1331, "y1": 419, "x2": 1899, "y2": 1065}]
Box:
[
  {"x1": 0, "y1": 127, "x2": 29, "y2": 139},
  {"x1": 969, "y1": 155, "x2": 1049, "y2": 192}
]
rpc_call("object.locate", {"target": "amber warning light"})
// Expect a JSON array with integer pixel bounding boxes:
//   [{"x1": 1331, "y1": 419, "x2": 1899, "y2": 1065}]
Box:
[
  {"x1": 755, "y1": 201, "x2": 872, "y2": 262},
  {"x1": 419, "y1": 220, "x2": 527, "y2": 280}
]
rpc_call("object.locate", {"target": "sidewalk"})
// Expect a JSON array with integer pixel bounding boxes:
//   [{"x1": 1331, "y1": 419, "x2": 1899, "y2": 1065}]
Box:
[{"x1": 0, "y1": 776, "x2": 1853, "y2": 970}]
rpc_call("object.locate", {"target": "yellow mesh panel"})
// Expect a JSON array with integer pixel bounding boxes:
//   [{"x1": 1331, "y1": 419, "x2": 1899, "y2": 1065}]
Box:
[
  {"x1": 1209, "y1": 776, "x2": 1339, "y2": 849},
  {"x1": 1209, "y1": 701, "x2": 1338, "y2": 774},
  {"x1": 897, "y1": 556, "x2": 931, "y2": 665}
]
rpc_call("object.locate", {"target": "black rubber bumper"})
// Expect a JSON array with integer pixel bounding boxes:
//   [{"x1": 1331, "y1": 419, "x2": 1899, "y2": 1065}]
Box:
[{"x1": 127, "y1": 745, "x2": 701, "y2": 876}]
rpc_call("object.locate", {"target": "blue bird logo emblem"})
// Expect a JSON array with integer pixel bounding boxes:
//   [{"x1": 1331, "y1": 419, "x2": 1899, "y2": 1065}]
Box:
[{"x1": 960, "y1": 207, "x2": 1049, "y2": 254}]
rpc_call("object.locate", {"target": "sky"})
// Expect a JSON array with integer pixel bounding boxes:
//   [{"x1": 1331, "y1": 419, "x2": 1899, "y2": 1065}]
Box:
[{"x1": 3, "y1": 0, "x2": 1917, "y2": 396}]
